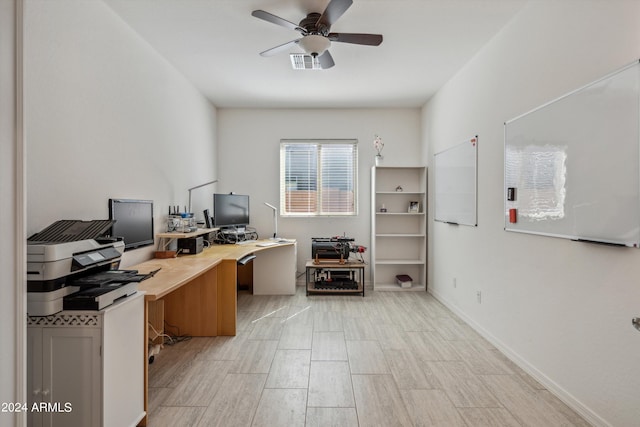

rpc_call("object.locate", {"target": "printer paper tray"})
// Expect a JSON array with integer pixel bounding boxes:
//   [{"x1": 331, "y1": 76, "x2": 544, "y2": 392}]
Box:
[{"x1": 63, "y1": 282, "x2": 138, "y2": 311}]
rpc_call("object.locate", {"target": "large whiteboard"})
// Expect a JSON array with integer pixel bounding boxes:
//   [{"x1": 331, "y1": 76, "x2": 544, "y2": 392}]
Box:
[
  {"x1": 434, "y1": 136, "x2": 478, "y2": 226},
  {"x1": 504, "y1": 60, "x2": 640, "y2": 247}
]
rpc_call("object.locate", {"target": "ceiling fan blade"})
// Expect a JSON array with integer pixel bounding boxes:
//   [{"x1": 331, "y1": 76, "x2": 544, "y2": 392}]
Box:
[
  {"x1": 328, "y1": 33, "x2": 383, "y2": 46},
  {"x1": 252, "y1": 10, "x2": 305, "y2": 33},
  {"x1": 318, "y1": 51, "x2": 335, "y2": 69},
  {"x1": 259, "y1": 39, "x2": 300, "y2": 57},
  {"x1": 317, "y1": 0, "x2": 353, "y2": 29}
]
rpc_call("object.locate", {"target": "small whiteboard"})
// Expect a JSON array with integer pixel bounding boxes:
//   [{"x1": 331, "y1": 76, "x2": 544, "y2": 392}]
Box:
[
  {"x1": 434, "y1": 137, "x2": 478, "y2": 226},
  {"x1": 504, "y1": 60, "x2": 640, "y2": 247}
]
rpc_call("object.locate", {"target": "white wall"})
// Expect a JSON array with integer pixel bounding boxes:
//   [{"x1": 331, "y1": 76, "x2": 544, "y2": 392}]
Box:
[
  {"x1": 423, "y1": 1, "x2": 640, "y2": 426},
  {"x1": 24, "y1": 0, "x2": 217, "y2": 266},
  {"x1": 218, "y1": 108, "x2": 422, "y2": 277},
  {"x1": 1, "y1": 2, "x2": 24, "y2": 426}
]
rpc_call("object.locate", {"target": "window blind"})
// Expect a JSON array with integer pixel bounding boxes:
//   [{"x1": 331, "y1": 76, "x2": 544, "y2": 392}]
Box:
[{"x1": 280, "y1": 140, "x2": 358, "y2": 216}]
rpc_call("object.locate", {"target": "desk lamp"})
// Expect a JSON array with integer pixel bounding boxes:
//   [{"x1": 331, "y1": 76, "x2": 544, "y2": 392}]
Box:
[
  {"x1": 264, "y1": 202, "x2": 278, "y2": 239},
  {"x1": 187, "y1": 180, "x2": 218, "y2": 215}
]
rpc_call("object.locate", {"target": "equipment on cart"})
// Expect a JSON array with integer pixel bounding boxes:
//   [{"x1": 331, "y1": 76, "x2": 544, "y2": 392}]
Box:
[{"x1": 311, "y1": 236, "x2": 366, "y2": 264}]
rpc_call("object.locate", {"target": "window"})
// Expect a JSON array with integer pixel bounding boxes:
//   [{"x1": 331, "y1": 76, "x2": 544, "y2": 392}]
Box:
[{"x1": 280, "y1": 139, "x2": 358, "y2": 216}]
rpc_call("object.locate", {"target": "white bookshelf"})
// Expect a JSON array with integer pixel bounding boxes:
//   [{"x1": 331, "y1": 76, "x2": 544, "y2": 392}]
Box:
[{"x1": 371, "y1": 166, "x2": 427, "y2": 291}]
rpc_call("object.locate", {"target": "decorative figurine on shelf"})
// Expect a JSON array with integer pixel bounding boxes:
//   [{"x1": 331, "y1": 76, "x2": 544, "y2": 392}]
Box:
[
  {"x1": 395, "y1": 185, "x2": 403, "y2": 192},
  {"x1": 373, "y1": 134, "x2": 384, "y2": 166}
]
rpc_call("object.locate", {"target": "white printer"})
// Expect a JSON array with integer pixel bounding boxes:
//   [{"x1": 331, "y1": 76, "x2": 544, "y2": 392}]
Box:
[{"x1": 27, "y1": 220, "x2": 137, "y2": 316}]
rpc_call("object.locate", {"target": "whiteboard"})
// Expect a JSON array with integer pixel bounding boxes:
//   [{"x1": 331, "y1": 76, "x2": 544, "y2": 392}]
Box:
[
  {"x1": 434, "y1": 136, "x2": 478, "y2": 226},
  {"x1": 504, "y1": 60, "x2": 640, "y2": 247}
]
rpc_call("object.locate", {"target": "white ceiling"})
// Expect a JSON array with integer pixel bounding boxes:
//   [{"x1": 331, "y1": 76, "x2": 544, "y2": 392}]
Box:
[{"x1": 103, "y1": 0, "x2": 526, "y2": 108}]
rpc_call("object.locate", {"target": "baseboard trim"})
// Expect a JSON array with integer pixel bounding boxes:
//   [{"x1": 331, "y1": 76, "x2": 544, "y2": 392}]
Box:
[{"x1": 428, "y1": 288, "x2": 610, "y2": 427}]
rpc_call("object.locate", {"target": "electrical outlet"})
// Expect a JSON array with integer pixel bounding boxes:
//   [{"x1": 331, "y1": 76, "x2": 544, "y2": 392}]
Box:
[
  {"x1": 476, "y1": 290, "x2": 482, "y2": 304},
  {"x1": 453, "y1": 278, "x2": 457, "y2": 288}
]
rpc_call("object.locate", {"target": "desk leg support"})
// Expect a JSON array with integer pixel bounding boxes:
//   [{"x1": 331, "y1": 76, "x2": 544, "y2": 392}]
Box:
[
  {"x1": 217, "y1": 260, "x2": 237, "y2": 336},
  {"x1": 162, "y1": 268, "x2": 218, "y2": 336}
]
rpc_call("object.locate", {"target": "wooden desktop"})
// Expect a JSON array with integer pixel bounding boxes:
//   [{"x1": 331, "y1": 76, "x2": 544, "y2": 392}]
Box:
[{"x1": 130, "y1": 238, "x2": 297, "y2": 426}]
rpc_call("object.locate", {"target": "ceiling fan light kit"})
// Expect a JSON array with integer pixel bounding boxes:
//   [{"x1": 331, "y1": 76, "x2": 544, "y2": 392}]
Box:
[
  {"x1": 252, "y1": 0, "x2": 382, "y2": 69},
  {"x1": 298, "y1": 35, "x2": 331, "y2": 57}
]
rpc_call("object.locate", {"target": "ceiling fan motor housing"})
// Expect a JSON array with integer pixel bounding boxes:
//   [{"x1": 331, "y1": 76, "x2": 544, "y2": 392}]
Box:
[{"x1": 299, "y1": 13, "x2": 328, "y2": 35}]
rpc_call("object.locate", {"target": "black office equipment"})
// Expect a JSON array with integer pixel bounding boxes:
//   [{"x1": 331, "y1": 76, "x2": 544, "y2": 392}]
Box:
[
  {"x1": 26, "y1": 219, "x2": 137, "y2": 315},
  {"x1": 203, "y1": 209, "x2": 212, "y2": 228},
  {"x1": 178, "y1": 236, "x2": 203, "y2": 254},
  {"x1": 108, "y1": 198, "x2": 154, "y2": 250},
  {"x1": 311, "y1": 236, "x2": 366, "y2": 263},
  {"x1": 28, "y1": 219, "x2": 114, "y2": 243},
  {"x1": 312, "y1": 237, "x2": 352, "y2": 260},
  {"x1": 213, "y1": 193, "x2": 250, "y2": 229}
]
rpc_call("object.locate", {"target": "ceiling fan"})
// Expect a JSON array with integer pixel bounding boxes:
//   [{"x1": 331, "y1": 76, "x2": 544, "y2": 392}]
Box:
[{"x1": 251, "y1": 0, "x2": 383, "y2": 69}]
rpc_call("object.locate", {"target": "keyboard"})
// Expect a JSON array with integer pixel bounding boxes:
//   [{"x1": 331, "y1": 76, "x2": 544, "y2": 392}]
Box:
[
  {"x1": 236, "y1": 240, "x2": 257, "y2": 245},
  {"x1": 256, "y1": 241, "x2": 279, "y2": 247}
]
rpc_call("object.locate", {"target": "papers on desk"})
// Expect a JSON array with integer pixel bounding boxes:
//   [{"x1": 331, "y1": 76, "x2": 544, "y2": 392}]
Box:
[
  {"x1": 236, "y1": 238, "x2": 294, "y2": 247},
  {"x1": 236, "y1": 240, "x2": 257, "y2": 245}
]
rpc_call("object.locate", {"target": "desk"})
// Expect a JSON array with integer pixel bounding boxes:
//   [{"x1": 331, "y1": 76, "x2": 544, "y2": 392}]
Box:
[{"x1": 130, "y1": 239, "x2": 296, "y2": 426}]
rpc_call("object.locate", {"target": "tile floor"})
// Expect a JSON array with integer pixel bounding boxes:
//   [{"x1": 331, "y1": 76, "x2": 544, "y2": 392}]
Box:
[{"x1": 147, "y1": 287, "x2": 591, "y2": 426}]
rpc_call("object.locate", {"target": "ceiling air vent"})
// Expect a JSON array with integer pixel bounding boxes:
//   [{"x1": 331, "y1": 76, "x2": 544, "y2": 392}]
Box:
[{"x1": 290, "y1": 53, "x2": 322, "y2": 70}]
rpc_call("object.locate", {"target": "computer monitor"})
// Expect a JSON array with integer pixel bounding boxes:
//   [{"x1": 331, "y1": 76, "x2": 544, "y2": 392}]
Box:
[
  {"x1": 108, "y1": 198, "x2": 154, "y2": 250},
  {"x1": 213, "y1": 193, "x2": 250, "y2": 228}
]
